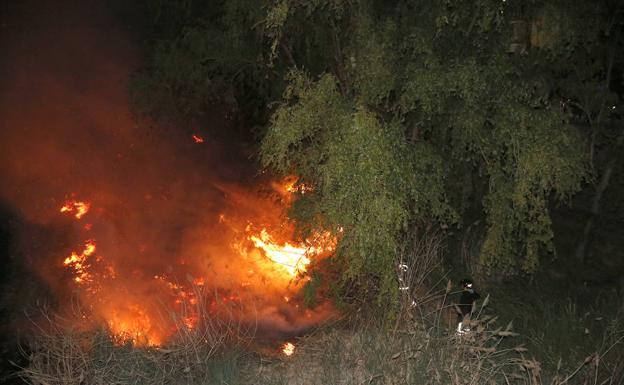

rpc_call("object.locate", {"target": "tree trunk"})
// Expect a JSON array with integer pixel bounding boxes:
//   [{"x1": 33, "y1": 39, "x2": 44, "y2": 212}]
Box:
[{"x1": 575, "y1": 128, "x2": 624, "y2": 262}]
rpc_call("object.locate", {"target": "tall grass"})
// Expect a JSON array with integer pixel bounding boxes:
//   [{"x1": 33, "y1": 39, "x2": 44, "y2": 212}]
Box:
[
  {"x1": 16, "y1": 286, "x2": 252, "y2": 385},
  {"x1": 243, "y1": 289, "x2": 623, "y2": 385},
  {"x1": 14, "y1": 245, "x2": 624, "y2": 385},
  {"x1": 16, "y1": 291, "x2": 623, "y2": 385}
]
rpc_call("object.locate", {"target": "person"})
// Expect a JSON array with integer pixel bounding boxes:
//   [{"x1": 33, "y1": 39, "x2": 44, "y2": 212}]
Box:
[{"x1": 457, "y1": 279, "x2": 480, "y2": 334}]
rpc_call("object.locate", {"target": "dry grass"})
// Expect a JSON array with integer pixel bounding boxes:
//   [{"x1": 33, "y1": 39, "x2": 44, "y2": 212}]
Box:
[
  {"x1": 16, "y1": 287, "x2": 252, "y2": 385},
  {"x1": 16, "y1": 294, "x2": 623, "y2": 385},
  {"x1": 244, "y1": 291, "x2": 623, "y2": 385},
  {"x1": 14, "y1": 259, "x2": 624, "y2": 385}
]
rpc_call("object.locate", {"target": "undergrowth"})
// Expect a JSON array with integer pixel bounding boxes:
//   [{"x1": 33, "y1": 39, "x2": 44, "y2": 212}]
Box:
[
  {"x1": 243, "y1": 283, "x2": 623, "y2": 385},
  {"x1": 15, "y1": 288, "x2": 623, "y2": 385},
  {"x1": 14, "y1": 270, "x2": 624, "y2": 385}
]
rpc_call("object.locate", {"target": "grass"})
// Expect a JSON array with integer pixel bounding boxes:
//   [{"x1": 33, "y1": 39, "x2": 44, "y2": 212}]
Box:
[
  {"x1": 7, "y1": 219, "x2": 622, "y2": 385},
  {"x1": 14, "y1": 279, "x2": 624, "y2": 385},
  {"x1": 243, "y1": 290, "x2": 623, "y2": 385},
  {"x1": 485, "y1": 279, "x2": 624, "y2": 377},
  {"x1": 16, "y1": 312, "x2": 246, "y2": 385}
]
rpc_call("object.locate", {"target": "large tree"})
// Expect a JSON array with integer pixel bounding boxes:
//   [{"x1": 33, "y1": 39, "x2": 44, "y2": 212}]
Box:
[{"x1": 137, "y1": 0, "x2": 624, "y2": 304}]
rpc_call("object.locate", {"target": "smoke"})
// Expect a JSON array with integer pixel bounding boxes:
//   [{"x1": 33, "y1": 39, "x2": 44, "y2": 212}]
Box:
[{"x1": 0, "y1": 0, "x2": 335, "y2": 345}]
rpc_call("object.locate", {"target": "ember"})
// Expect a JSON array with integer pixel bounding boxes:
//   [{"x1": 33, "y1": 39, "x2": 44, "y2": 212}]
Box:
[{"x1": 282, "y1": 342, "x2": 295, "y2": 356}]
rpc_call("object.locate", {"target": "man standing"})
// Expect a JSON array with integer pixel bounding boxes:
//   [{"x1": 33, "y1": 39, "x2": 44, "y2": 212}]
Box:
[{"x1": 457, "y1": 279, "x2": 480, "y2": 334}]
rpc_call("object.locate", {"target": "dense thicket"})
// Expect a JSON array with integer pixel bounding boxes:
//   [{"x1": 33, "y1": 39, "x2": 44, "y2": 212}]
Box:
[{"x1": 136, "y1": 0, "x2": 623, "y2": 306}]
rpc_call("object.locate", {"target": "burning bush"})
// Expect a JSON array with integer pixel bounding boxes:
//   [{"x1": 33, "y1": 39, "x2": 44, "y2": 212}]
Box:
[{"x1": 50, "y1": 178, "x2": 338, "y2": 347}]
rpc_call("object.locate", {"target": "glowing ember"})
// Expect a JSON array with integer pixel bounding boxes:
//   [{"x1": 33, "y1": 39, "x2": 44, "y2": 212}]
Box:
[
  {"x1": 250, "y1": 229, "x2": 311, "y2": 277},
  {"x1": 192, "y1": 134, "x2": 204, "y2": 143},
  {"x1": 60, "y1": 200, "x2": 90, "y2": 219},
  {"x1": 286, "y1": 182, "x2": 313, "y2": 195},
  {"x1": 282, "y1": 342, "x2": 295, "y2": 356}
]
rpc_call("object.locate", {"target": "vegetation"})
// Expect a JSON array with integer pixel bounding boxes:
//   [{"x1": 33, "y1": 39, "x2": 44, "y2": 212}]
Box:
[
  {"x1": 13, "y1": 1, "x2": 624, "y2": 384},
  {"x1": 135, "y1": 0, "x2": 623, "y2": 308},
  {"x1": 18, "y1": 283, "x2": 623, "y2": 385}
]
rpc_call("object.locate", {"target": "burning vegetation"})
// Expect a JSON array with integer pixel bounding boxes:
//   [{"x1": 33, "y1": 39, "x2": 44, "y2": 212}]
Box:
[
  {"x1": 56, "y1": 178, "x2": 336, "y2": 347},
  {"x1": 0, "y1": 0, "x2": 338, "y2": 351}
]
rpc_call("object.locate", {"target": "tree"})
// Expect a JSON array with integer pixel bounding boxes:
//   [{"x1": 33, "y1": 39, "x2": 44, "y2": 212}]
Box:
[
  {"x1": 259, "y1": 0, "x2": 586, "y2": 291},
  {"x1": 138, "y1": 0, "x2": 624, "y2": 305}
]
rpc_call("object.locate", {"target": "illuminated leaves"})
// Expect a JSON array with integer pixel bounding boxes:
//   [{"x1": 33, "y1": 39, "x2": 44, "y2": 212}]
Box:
[{"x1": 261, "y1": 71, "x2": 454, "y2": 302}]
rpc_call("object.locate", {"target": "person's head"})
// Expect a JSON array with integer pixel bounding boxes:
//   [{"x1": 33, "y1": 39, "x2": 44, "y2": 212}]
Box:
[{"x1": 460, "y1": 279, "x2": 474, "y2": 292}]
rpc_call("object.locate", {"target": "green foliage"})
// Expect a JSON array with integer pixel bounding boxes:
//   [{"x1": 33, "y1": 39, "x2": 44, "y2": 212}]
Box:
[
  {"x1": 346, "y1": 12, "x2": 398, "y2": 105},
  {"x1": 258, "y1": 0, "x2": 588, "y2": 296},
  {"x1": 261, "y1": 70, "x2": 454, "y2": 304},
  {"x1": 302, "y1": 271, "x2": 322, "y2": 308},
  {"x1": 136, "y1": 0, "x2": 624, "y2": 305}
]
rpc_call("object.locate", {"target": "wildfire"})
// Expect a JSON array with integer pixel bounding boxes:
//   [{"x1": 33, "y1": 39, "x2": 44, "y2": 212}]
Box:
[
  {"x1": 282, "y1": 342, "x2": 295, "y2": 356},
  {"x1": 249, "y1": 229, "x2": 311, "y2": 277},
  {"x1": 63, "y1": 240, "x2": 96, "y2": 283},
  {"x1": 60, "y1": 199, "x2": 90, "y2": 219},
  {"x1": 192, "y1": 134, "x2": 204, "y2": 143},
  {"x1": 107, "y1": 306, "x2": 161, "y2": 346},
  {"x1": 56, "y1": 177, "x2": 338, "y2": 348},
  {"x1": 272, "y1": 176, "x2": 314, "y2": 199},
  {"x1": 286, "y1": 182, "x2": 313, "y2": 195}
]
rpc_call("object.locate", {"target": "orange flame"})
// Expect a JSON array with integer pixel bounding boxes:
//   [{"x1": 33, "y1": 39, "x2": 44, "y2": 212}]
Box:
[
  {"x1": 249, "y1": 229, "x2": 311, "y2": 277},
  {"x1": 57, "y1": 178, "x2": 338, "y2": 347},
  {"x1": 106, "y1": 305, "x2": 161, "y2": 346},
  {"x1": 192, "y1": 134, "x2": 204, "y2": 143},
  {"x1": 63, "y1": 240, "x2": 96, "y2": 283},
  {"x1": 60, "y1": 200, "x2": 90, "y2": 219}
]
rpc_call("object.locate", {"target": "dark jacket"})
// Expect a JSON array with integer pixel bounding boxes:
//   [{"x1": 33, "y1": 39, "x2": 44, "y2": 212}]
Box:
[{"x1": 458, "y1": 290, "x2": 480, "y2": 320}]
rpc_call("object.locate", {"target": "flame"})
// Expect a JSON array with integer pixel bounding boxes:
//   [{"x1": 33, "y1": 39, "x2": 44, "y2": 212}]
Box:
[
  {"x1": 60, "y1": 199, "x2": 90, "y2": 219},
  {"x1": 282, "y1": 342, "x2": 295, "y2": 356},
  {"x1": 286, "y1": 182, "x2": 313, "y2": 195},
  {"x1": 107, "y1": 305, "x2": 161, "y2": 346},
  {"x1": 63, "y1": 240, "x2": 96, "y2": 283},
  {"x1": 192, "y1": 134, "x2": 204, "y2": 143},
  {"x1": 272, "y1": 176, "x2": 313, "y2": 199},
  {"x1": 249, "y1": 229, "x2": 311, "y2": 277},
  {"x1": 56, "y1": 177, "x2": 338, "y2": 347}
]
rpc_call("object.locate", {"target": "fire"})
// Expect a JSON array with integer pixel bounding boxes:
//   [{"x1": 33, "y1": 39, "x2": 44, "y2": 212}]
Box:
[
  {"x1": 63, "y1": 240, "x2": 96, "y2": 283},
  {"x1": 107, "y1": 305, "x2": 161, "y2": 346},
  {"x1": 282, "y1": 342, "x2": 295, "y2": 356},
  {"x1": 249, "y1": 229, "x2": 311, "y2": 277},
  {"x1": 60, "y1": 199, "x2": 90, "y2": 219},
  {"x1": 192, "y1": 134, "x2": 204, "y2": 143},
  {"x1": 286, "y1": 182, "x2": 313, "y2": 195},
  {"x1": 272, "y1": 176, "x2": 314, "y2": 199},
  {"x1": 56, "y1": 177, "x2": 338, "y2": 347}
]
